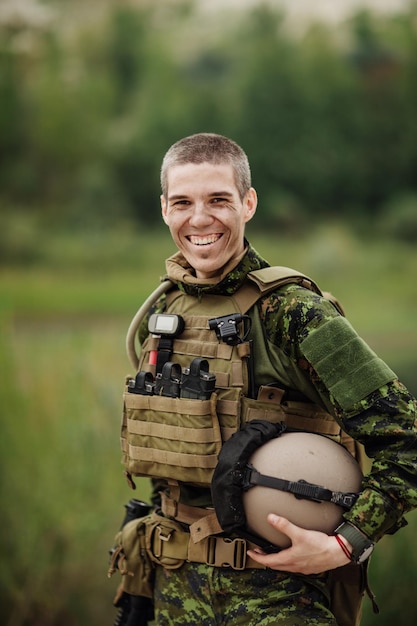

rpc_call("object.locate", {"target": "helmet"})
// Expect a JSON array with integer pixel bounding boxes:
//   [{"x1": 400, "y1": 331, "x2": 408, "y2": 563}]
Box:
[
  {"x1": 211, "y1": 420, "x2": 362, "y2": 550},
  {"x1": 243, "y1": 431, "x2": 362, "y2": 548}
]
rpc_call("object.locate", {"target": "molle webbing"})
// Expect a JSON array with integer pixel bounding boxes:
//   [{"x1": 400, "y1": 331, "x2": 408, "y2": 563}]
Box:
[
  {"x1": 122, "y1": 380, "x2": 349, "y2": 488},
  {"x1": 122, "y1": 391, "x2": 223, "y2": 486},
  {"x1": 121, "y1": 266, "x2": 360, "y2": 488}
]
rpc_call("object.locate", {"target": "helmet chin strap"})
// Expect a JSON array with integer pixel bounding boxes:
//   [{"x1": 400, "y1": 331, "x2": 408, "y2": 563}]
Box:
[{"x1": 243, "y1": 464, "x2": 359, "y2": 511}]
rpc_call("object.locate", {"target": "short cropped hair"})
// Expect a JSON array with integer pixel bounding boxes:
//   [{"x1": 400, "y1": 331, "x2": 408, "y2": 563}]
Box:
[{"x1": 160, "y1": 133, "x2": 252, "y2": 200}]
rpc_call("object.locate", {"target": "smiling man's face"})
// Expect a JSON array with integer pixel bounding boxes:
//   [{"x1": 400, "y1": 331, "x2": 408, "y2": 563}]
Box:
[{"x1": 161, "y1": 162, "x2": 257, "y2": 279}]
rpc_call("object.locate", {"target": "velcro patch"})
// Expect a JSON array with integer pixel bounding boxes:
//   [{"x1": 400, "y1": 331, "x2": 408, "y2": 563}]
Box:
[{"x1": 300, "y1": 316, "x2": 396, "y2": 410}]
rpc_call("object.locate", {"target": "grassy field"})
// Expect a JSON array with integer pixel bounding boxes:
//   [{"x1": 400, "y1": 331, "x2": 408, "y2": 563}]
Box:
[{"x1": 1, "y1": 225, "x2": 417, "y2": 625}]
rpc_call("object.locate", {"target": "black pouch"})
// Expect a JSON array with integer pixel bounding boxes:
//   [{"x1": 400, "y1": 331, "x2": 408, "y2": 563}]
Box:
[{"x1": 211, "y1": 419, "x2": 287, "y2": 550}]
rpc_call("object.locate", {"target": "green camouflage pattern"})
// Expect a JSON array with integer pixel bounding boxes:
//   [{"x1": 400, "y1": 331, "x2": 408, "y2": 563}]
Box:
[
  {"x1": 141, "y1": 242, "x2": 417, "y2": 541},
  {"x1": 133, "y1": 241, "x2": 417, "y2": 624},
  {"x1": 154, "y1": 562, "x2": 336, "y2": 625},
  {"x1": 257, "y1": 276, "x2": 417, "y2": 541}
]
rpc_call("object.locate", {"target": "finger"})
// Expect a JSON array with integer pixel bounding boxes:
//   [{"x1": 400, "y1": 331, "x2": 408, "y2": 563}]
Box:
[
  {"x1": 247, "y1": 546, "x2": 292, "y2": 570},
  {"x1": 267, "y1": 514, "x2": 296, "y2": 538},
  {"x1": 247, "y1": 548, "x2": 277, "y2": 565}
]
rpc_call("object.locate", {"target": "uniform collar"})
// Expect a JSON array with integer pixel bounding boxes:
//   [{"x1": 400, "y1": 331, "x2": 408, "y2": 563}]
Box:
[{"x1": 164, "y1": 241, "x2": 270, "y2": 297}]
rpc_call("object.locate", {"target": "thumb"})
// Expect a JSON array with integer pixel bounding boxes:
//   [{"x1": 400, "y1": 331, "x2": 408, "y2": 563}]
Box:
[{"x1": 267, "y1": 514, "x2": 295, "y2": 538}]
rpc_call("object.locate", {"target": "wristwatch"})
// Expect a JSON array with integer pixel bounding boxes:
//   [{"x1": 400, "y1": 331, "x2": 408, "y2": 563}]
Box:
[{"x1": 335, "y1": 522, "x2": 374, "y2": 564}]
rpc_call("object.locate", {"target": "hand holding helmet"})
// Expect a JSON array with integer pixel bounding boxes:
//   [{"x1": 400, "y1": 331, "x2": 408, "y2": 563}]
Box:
[
  {"x1": 247, "y1": 514, "x2": 352, "y2": 575},
  {"x1": 211, "y1": 420, "x2": 363, "y2": 574}
]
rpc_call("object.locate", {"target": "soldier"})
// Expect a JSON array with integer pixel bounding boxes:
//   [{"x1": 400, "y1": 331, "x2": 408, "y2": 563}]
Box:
[{"x1": 116, "y1": 133, "x2": 417, "y2": 625}]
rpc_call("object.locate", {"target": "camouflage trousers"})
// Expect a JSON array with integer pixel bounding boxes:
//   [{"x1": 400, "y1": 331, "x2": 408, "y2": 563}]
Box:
[{"x1": 154, "y1": 562, "x2": 337, "y2": 625}]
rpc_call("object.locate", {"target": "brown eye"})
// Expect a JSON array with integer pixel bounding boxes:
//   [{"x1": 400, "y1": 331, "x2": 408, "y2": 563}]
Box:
[{"x1": 212, "y1": 197, "x2": 227, "y2": 204}]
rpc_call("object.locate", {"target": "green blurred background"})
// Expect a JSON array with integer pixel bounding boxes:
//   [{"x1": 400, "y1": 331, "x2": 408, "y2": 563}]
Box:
[{"x1": 1, "y1": 1, "x2": 417, "y2": 624}]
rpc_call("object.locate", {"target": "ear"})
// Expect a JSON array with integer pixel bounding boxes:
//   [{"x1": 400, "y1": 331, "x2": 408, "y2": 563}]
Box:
[
  {"x1": 243, "y1": 187, "x2": 257, "y2": 223},
  {"x1": 161, "y1": 194, "x2": 169, "y2": 225}
]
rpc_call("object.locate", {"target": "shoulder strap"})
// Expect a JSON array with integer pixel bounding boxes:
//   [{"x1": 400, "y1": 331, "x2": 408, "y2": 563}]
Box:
[
  {"x1": 233, "y1": 266, "x2": 323, "y2": 314},
  {"x1": 126, "y1": 267, "x2": 343, "y2": 369},
  {"x1": 126, "y1": 265, "x2": 334, "y2": 368},
  {"x1": 249, "y1": 266, "x2": 322, "y2": 294}
]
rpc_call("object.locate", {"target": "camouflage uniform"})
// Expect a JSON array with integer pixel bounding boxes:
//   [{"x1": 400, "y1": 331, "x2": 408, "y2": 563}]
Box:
[
  {"x1": 139, "y1": 243, "x2": 417, "y2": 624},
  {"x1": 154, "y1": 564, "x2": 335, "y2": 625}
]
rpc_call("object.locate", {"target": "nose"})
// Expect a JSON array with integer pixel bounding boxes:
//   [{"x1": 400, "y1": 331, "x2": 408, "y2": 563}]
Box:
[{"x1": 188, "y1": 201, "x2": 214, "y2": 228}]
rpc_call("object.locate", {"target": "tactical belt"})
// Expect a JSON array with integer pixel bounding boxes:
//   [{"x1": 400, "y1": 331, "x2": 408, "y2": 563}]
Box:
[
  {"x1": 149, "y1": 517, "x2": 266, "y2": 571},
  {"x1": 156, "y1": 494, "x2": 265, "y2": 570}
]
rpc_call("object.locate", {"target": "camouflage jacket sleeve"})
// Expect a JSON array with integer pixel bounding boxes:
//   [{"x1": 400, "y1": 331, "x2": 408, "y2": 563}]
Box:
[{"x1": 260, "y1": 283, "x2": 417, "y2": 542}]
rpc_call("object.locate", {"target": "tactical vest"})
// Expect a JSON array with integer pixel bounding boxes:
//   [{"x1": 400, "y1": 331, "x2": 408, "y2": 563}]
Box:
[
  {"x1": 121, "y1": 267, "x2": 360, "y2": 489},
  {"x1": 120, "y1": 267, "x2": 375, "y2": 626}
]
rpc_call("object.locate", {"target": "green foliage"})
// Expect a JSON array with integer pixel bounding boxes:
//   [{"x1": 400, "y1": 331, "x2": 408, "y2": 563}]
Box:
[
  {"x1": 378, "y1": 192, "x2": 417, "y2": 243},
  {"x1": 362, "y1": 523, "x2": 417, "y2": 625},
  {"x1": 1, "y1": 1, "x2": 417, "y2": 242},
  {"x1": 0, "y1": 228, "x2": 417, "y2": 624},
  {"x1": 1, "y1": 2, "x2": 417, "y2": 620},
  {"x1": 0, "y1": 313, "x2": 151, "y2": 625}
]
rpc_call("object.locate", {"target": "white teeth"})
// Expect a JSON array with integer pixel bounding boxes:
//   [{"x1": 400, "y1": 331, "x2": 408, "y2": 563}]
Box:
[{"x1": 189, "y1": 234, "x2": 221, "y2": 246}]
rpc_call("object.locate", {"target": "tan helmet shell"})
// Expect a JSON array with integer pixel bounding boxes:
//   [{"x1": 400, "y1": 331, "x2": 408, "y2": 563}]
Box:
[{"x1": 242, "y1": 432, "x2": 363, "y2": 548}]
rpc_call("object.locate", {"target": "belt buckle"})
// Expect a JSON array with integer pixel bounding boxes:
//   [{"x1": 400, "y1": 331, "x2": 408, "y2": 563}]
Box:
[
  {"x1": 206, "y1": 536, "x2": 247, "y2": 570},
  {"x1": 153, "y1": 525, "x2": 174, "y2": 559}
]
